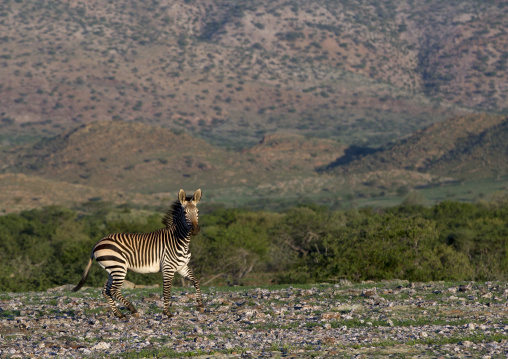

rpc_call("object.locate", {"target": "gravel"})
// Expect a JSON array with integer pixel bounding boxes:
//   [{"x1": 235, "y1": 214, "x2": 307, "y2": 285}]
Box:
[{"x1": 1, "y1": 281, "x2": 508, "y2": 358}]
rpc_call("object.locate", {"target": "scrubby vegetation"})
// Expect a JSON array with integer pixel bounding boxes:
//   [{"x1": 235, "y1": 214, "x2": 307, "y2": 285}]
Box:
[
  {"x1": 1, "y1": 0, "x2": 506, "y2": 149},
  {"x1": 1, "y1": 198, "x2": 507, "y2": 292}
]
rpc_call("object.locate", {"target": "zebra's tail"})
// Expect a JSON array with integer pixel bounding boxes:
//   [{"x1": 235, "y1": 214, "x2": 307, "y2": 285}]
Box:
[{"x1": 72, "y1": 254, "x2": 94, "y2": 292}]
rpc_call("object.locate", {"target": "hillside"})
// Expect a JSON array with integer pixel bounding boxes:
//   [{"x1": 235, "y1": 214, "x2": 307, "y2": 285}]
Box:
[
  {"x1": 4, "y1": 121, "x2": 225, "y2": 192},
  {"x1": 0, "y1": 173, "x2": 156, "y2": 214},
  {"x1": 1, "y1": 121, "x2": 349, "y2": 210},
  {"x1": 245, "y1": 133, "x2": 344, "y2": 171},
  {"x1": 326, "y1": 114, "x2": 508, "y2": 181},
  {"x1": 1, "y1": 0, "x2": 506, "y2": 149},
  {"x1": 428, "y1": 118, "x2": 508, "y2": 178},
  {"x1": 3, "y1": 114, "x2": 506, "y2": 213}
]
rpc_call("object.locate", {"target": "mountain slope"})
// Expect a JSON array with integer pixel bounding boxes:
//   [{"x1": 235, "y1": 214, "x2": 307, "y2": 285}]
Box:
[
  {"x1": 0, "y1": 173, "x2": 157, "y2": 214},
  {"x1": 2, "y1": 121, "x2": 346, "y2": 197},
  {"x1": 326, "y1": 114, "x2": 508, "y2": 180},
  {"x1": 1, "y1": 0, "x2": 506, "y2": 149},
  {"x1": 5, "y1": 121, "x2": 229, "y2": 192},
  {"x1": 428, "y1": 118, "x2": 508, "y2": 178},
  {"x1": 1, "y1": 114, "x2": 506, "y2": 212}
]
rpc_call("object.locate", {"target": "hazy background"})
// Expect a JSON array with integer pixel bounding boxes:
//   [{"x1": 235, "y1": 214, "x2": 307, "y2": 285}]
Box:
[{"x1": 0, "y1": 0, "x2": 506, "y2": 212}]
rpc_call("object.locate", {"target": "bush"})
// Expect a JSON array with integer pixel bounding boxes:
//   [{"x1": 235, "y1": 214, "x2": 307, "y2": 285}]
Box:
[
  {"x1": 0, "y1": 200, "x2": 506, "y2": 292},
  {"x1": 191, "y1": 209, "x2": 278, "y2": 285}
]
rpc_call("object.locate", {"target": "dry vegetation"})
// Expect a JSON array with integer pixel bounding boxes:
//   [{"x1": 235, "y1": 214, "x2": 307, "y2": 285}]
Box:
[
  {"x1": 0, "y1": 0, "x2": 507, "y2": 211},
  {"x1": 1, "y1": 0, "x2": 506, "y2": 148},
  {"x1": 0, "y1": 121, "x2": 350, "y2": 212},
  {"x1": 328, "y1": 114, "x2": 508, "y2": 181},
  {"x1": 1, "y1": 113, "x2": 507, "y2": 213}
]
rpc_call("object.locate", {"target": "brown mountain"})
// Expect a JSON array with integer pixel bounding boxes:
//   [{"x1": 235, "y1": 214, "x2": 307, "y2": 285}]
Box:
[
  {"x1": 1, "y1": 121, "x2": 346, "y2": 208},
  {"x1": 427, "y1": 118, "x2": 508, "y2": 178},
  {"x1": 1, "y1": 114, "x2": 507, "y2": 213},
  {"x1": 327, "y1": 114, "x2": 508, "y2": 181},
  {"x1": 1, "y1": 0, "x2": 506, "y2": 149},
  {"x1": 4, "y1": 121, "x2": 236, "y2": 193}
]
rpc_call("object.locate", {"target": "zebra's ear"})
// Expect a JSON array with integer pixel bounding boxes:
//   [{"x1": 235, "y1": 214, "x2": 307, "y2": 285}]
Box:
[
  {"x1": 193, "y1": 189, "x2": 202, "y2": 203},
  {"x1": 178, "y1": 189, "x2": 186, "y2": 204}
]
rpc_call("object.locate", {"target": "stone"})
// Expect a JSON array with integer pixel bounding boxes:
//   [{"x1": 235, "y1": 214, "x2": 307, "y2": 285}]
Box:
[
  {"x1": 321, "y1": 312, "x2": 341, "y2": 320},
  {"x1": 92, "y1": 341, "x2": 111, "y2": 350},
  {"x1": 2, "y1": 281, "x2": 508, "y2": 358}
]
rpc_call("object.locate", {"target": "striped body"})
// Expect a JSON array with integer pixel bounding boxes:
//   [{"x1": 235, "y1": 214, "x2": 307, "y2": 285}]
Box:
[
  {"x1": 94, "y1": 228, "x2": 191, "y2": 275},
  {"x1": 73, "y1": 189, "x2": 203, "y2": 319}
]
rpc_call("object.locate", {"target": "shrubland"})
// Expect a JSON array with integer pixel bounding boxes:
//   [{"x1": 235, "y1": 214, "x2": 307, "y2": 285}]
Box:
[{"x1": 0, "y1": 199, "x2": 507, "y2": 292}]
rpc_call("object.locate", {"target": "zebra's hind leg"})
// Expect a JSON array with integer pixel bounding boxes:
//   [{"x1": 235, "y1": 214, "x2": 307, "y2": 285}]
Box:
[
  {"x1": 178, "y1": 265, "x2": 204, "y2": 312},
  {"x1": 102, "y1": 277, "x2": 125, "y2": 318},
  {"x1": 109, "y1": 275, "x2": 139, "y2": 318}
]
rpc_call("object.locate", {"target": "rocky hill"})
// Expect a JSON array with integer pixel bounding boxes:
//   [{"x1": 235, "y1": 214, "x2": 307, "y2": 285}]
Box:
[
  {"x1": 326, "y1": 114, "x2": 508, "y2": 181},
  {"x1": 0, "y1": 121, "x2": 347, "y2": 211},
  {"x1": 1, "y1": 0, "x2": 506, "y2": 149},
  {"x1": 1, "y1": 113, "x2": 507, "y2": 212}
]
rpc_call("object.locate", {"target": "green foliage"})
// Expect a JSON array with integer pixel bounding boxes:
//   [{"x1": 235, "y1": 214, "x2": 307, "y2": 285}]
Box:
[
  {"x1": 192, "y1": 209, "x2": 277, "y2": 285},
  {"x1": 0, "y1": 206, "x2": 164, "y2": 292},
  {"x1": 0, "y1": 200, "x2": 507, "y2": 292}
]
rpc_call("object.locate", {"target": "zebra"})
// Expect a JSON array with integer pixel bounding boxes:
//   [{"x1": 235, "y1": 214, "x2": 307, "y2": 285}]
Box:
[{"x1": 72, "y1": 189, "x2": 204, "y2": 318}]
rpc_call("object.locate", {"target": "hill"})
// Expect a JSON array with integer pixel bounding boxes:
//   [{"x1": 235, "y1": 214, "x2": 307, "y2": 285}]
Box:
[
  {"x1": 1, "y1": 0, "x2": 506, "y2": 149},
  {"x1": 0, "y1": 173, "x2": 156, "y2": 214},
  {"x1": 428, "y1": 117, "x2": 508, "y2": 179},
  {"x1": 1, "y1": 121, "x2": 347, "y2": 210},
  {"x1": 326, "y1": 114, "x2": 508, "y2": 181}
]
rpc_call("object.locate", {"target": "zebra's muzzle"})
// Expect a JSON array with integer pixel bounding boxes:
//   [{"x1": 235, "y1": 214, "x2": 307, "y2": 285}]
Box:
[{"x1": 191, "y1": 225, "x2": 201, "y2": 236}]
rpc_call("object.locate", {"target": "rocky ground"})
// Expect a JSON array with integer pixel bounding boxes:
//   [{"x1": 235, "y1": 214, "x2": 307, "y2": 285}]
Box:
[{"x1": 1, "y1": 281, "x2": 508, "y2": 358}]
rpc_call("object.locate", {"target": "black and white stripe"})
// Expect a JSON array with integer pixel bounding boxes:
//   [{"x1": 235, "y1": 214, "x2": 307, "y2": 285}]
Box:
[{"x1": 73, "y1": 189, "x2": 203, "y2": 318}]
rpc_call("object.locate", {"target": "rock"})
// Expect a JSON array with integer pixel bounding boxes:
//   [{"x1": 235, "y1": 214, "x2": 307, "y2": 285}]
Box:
[
  {"x1": 361, "y1": 288, "x2": 377, "y2": 297},
  {"x1": 458, "y1": 284, "x2": 471, "y2": 292},
  {"x1": 92, "y1": 341, "x2": 111, "y2": 350},
  {"x1": 465, "y1": 323, "x2": 476, "y2": 330},
  {"x1": 321, "y1": 312, "x2": 341, "y2": 320},
  {"x1": 122, "y1": 280, "x2": 136, "y2": 289},
  {"x1": 2, "y1": 281, "x2": 508, "y2": 357}
]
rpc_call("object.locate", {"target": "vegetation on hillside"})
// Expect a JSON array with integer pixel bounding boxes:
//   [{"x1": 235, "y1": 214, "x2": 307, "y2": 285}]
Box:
[
  {"x1": 1, "y1": 197, "x2": 507, "y2": 292},
  {"x1": 1, "y1": 0, "x2": 506, "y2": 148},
  {"x1": 326, "y1": 114, "x2": 508, "y2": 181},
  {"x1": 1, "y1": 115, "x2": 506, "y2": 215}
]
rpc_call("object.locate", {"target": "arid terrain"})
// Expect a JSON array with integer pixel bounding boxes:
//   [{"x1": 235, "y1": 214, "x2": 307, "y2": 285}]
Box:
[
  {"x1": 1, "y1": 113, "x2": 507, "y2": 213},
  {"x1": 0, "y1": 0, "x2": 507, "y2": 211},
  {"x1": 1, "y1": 0, "x2": 506, "y2": 145},
  {"x1": 1, "y1": 281, "x2": 507, "y2": 358}
]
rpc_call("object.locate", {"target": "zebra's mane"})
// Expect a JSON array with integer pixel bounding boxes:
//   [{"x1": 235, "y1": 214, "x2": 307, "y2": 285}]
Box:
[{"x1": 161, "y1": 196, "x2": 193, "y2": 227}]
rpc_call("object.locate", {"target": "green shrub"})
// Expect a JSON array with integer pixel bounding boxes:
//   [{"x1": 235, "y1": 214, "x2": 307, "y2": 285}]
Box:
[{"x1": 0, "y1": 200, "x2": 506, "y2": 292}]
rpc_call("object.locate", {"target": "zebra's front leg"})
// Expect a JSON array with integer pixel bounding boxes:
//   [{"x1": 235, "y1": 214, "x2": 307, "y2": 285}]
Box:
[
  {"x1": 178, "y1": 265, "x2": 204, "y2": 312},
  {"x1": 162, "y1": 268, "x2": 176, "y2": 317}
]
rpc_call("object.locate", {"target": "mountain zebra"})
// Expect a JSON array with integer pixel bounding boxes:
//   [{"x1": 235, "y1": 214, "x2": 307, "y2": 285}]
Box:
[{"x1": 72, "y1": 189, "x2": 204, "y2": 318}]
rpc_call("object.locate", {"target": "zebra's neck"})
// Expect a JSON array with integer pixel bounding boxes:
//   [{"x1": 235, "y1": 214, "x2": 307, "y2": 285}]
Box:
[{"x1": 166, "y1": 221, "x2": 192, "y2": 242}]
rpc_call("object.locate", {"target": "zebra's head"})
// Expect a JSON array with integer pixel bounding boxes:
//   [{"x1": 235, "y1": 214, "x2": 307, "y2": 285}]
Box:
[{"x1": 178, "y1": 189, "x2": 201, "y2": 236}]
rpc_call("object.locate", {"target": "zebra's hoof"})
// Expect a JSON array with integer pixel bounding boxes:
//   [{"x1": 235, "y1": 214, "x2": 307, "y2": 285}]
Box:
[
  {"x1": 163, "y1": 311, "x2": 174, "y2": 318},
  {"x1": 132, "y1": 312, "x2": 140, "y2": 318},
  {"x1": 197, "y1": 306, "x2": 205, "y2": 313}
]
